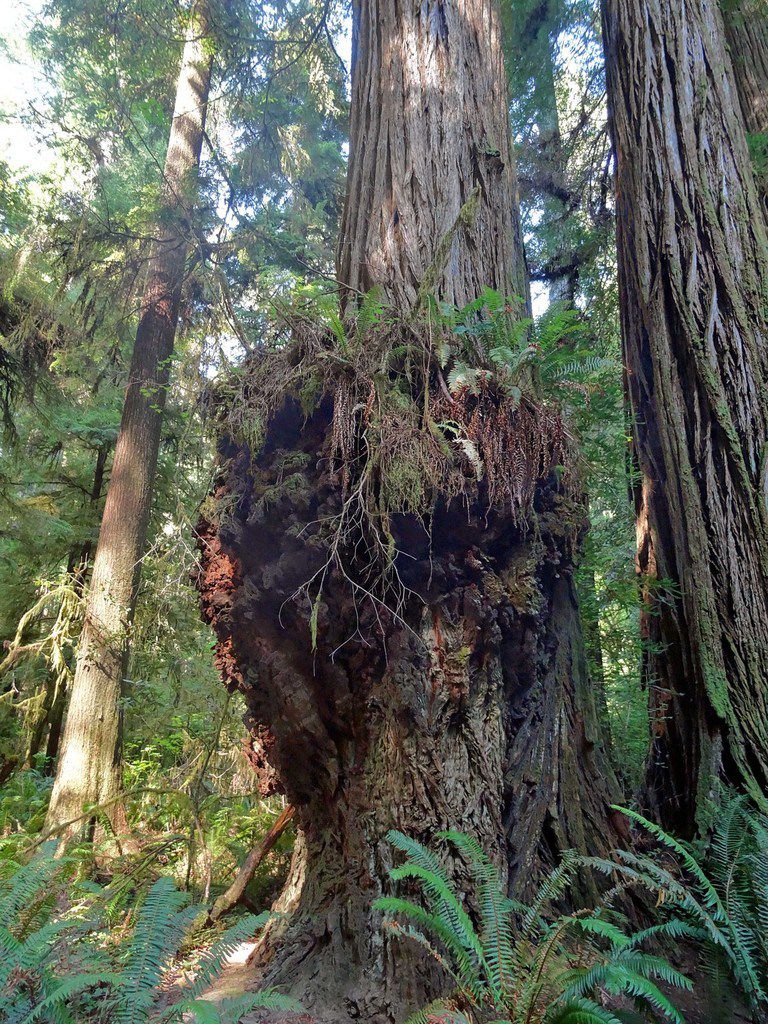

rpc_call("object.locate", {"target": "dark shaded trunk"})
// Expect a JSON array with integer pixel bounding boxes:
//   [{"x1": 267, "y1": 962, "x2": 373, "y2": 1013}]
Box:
[
  {"x1": 198, "y1": 448, "x2": 619, "y2": 1020},
  {"x1": 67, "y1": 441, "x2": 110, "y2": 594},
  {"x1": 530, "y1": 13, "x2": 578, "y2": 305},
  {"x1": 722, "y1": 0, "x2": 768, "y2": 211},
  {"x1": 43, "y1": 682, "x2": 66, "y2": 773},
  {"x1": 45, "y1": 7, "x2": 212, "y2": 836},
  {"x1": 0, "y1": 757, "x2": 17, "y2": 788},
  {"x1": 198, "y1": 2, "x2": 620, "y2": 1020},
  {"x1": 602, "y1": 0, "x2": 768, "y2": 832}
]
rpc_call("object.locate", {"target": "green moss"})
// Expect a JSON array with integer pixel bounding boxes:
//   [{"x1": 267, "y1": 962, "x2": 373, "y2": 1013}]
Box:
[
  {"x1": 200, "y1": 490, "x2": 240, "y2": 529},
  {"x1": 381, "y1": 454, "x2": 428, "y2": 513},
  {"x1": 299, "y1": 372, "x2": 322, "y2": 417},
  {"x1": 255, "y1": 472, "x2": 310, "y2": 513}
]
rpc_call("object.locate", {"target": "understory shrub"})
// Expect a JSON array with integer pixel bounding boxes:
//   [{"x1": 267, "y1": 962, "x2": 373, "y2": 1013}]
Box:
[
  {"x1": 376, "y1": 829, "x2": 691, "y2": 1024},
  {"x1": 587, "y1": 796, "x2": 768, "y2": 1015},
  {"x1": 0, "y1": 844, "x2": 300, "y2": 1023}
]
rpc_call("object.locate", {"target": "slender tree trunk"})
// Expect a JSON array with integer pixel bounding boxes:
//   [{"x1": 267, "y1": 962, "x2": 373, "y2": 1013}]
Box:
[
  {"x1": 722, "y1": 0, "x2": 768, "y2": 210},
  {"x1": 534, "y1": 30, "x2": 577, "y2": 305},
  {"x1": 68, "y1": 442, "x2": 110, "y2": 592},
  {"x1": 602, "y1": 0, "x2": 768, "y2": 832},
  {"x1": 198, "y1": 2, "x2": 620, "y2": 1019},
  {"x1": 28, "y1": 444, "x2": 111, "y2": 774},
  {"x1": 45, "y1": 8, "x2": 212, "y2": 836},
  {"x1": 521, "y1": 14, "x2": 609, "y2": 687},
  {"x1": 43, "y1": 682, "x2": 66, "y2": 773}
]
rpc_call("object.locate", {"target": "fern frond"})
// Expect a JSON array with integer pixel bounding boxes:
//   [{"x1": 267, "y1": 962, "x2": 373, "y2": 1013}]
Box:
[
  {"x1": 374, "y1": 896, "x2": 484, "y2": 1000},
  {"x1": 20, "y1": 972, "x2": 121, "y2": 1023},
  {"x1": 354, "y1": 287, "x2": 383, "y2": 338},
  {"x1": 115, "y1": 876, "x2": 191, "y2": 1024},
  {"x1": 438, "y1": 830, "x2": 514, "y2": 1005},
  {"x1": 447, "y1": 363, "x2": 481, "y2": 396},
  {"x1": 545, "y1": 997, "x2": 623, "y2": 1024},
  {"x1": 612, "y1": 807, "x2": 721, "y2": 909},
  {"x1": 569, "y1": 916, "x2": 630, "y2": 949},
  {"x1": 387, "y1": 861, "x2": 484, "y2": 968},
  {"x1": 384, "y1": 920, "x2": 470, "y2": 997},
  {"x1": 0, "y1": 844, "x2": 63, "y2": 925},
  {"x1": 402, "y1": 998, "x2": 472, "y2": 1024},
  {"x1": 603, "y1": 966, "x2": 684, "y2": 1024},
  {"x1": 160, "y1": 989, "x2": 302, "y2": 1024},
  {"x1": 184, "y1": 912, "x2": 271, "y2": 999},
  {"x1": 520, "y1": 854, "x2": 578, "y2": 941}
]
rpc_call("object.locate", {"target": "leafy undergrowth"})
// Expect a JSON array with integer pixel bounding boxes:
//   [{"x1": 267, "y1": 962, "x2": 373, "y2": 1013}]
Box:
[
  {"x1": 377, "y1": 830, "x2": 691, "y2": 1024},
  {"x1": 2, "y1": 784, "x2": 763, "y2": 1024},
  {"x1": 586, "y1": 796, "x2": 768, "y2": 1022},
  {"x1": 375, "y1": 794, "x2": 767, "y2": 1024},
  {"x1": 0, "y1": 844, "x2": 300, "y2": 1023}
]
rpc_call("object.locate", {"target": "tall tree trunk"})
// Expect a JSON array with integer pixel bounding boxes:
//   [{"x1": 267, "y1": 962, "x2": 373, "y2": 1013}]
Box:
[
  {"x1": 45, "y1": 8, "x2": 212, "y2": 837},
  {"x1": 337, "y1": 0, "x2": 527, "y2": 310},
  {"x1": 601, "y1": 0, "x2": 768, "y2": 832},
  {"x1": 722, "y1": 0, "x2": 768, "y2": 210},
  {"x1": 198, "y1": 2, "x2": 620, "y2": 1020},
  {"x1": 41, "y1": 443, "x2": 111, "y2": 775}
]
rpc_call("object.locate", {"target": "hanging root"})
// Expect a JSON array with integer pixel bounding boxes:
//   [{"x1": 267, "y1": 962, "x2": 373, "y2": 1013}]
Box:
[{"x1": 202, "y1": 300, "x2": 581, "y2": 642}]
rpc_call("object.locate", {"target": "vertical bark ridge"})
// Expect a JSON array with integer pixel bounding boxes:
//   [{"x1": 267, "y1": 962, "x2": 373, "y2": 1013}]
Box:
[
  {"x1": 722, "y1": 0, "x2": 768, "y2": 212},
  {"x1": 338, "y1": 0, "x2": 528, "y2": 312},
  {"x1": 602, "y1": 0, "x2": 768, "y2": 830}
]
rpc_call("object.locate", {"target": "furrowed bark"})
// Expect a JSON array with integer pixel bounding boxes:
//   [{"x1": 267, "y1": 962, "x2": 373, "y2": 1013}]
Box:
[
  {"x1": 602, "y1": 0, "x2": 768, "y2": 831},
  {"x1": 337, "y1": 0, "x2": 527, "y2": 311},
  {"x1": 198, "y1": 1, "x2": 621, "y2": 1019},
  {"x1": 45, "y1": 7, "x2": 212, "y2": 837}
]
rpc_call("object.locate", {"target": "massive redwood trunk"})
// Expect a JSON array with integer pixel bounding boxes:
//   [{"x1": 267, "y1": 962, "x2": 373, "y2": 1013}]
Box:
[
  {"x1": 198, "y1": 2, "x2": 620, "y2": 1019},
  {"x1": 602, "y1": 0, "x2": 768, "y2": 832},
  {"x1": 337, "y1": 0, "x2": 527, "y2": 310}
]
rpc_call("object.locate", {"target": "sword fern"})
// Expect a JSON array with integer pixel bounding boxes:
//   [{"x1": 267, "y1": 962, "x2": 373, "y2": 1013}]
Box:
[{"x1": 376, "y1": 830, "x2": 689, "y2": 1024}]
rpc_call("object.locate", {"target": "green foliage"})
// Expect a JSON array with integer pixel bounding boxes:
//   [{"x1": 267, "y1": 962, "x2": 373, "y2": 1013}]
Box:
[
  {"x1": 376, "y1": 830, "x2": 690, "y2": 1024},
  {"x1": 586, "y1": 797, "x2": 768, "y2": 1013},
  {"x1": 747, "y1": 132, "x2": 768, "y2": 193},
  {"x1": 0, "y1": 847, "x2": 300, "y2": 1023},
  {"x1": 0, "y1": 0, "x2": 335, "y2": 897},
  {"x1": 440, "y1": 291, "x2": 615, "y2": 412}
]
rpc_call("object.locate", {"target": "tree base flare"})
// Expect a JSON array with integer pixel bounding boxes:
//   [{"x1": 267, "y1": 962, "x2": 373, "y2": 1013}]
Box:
[{"x1": 196, "y1": 399, "x2": 622, "y2": 1020}]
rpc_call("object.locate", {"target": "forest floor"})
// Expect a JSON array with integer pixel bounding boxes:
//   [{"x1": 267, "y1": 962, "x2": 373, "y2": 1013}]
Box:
[
  {"x1": 188, "y1": 939, "x2": 755, "y2": 1024},
  {"x1": 199, "y1": 939, "x2": 260, "y2": 1005}
]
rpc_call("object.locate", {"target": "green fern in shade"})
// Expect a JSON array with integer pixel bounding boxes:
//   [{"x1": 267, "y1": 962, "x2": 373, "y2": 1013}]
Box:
[
  {"x1": 585, "y1": 796, "x2": 768, "y2": 1013},
  {"x1": 0, "y1": 851, "x2": 300, "y2": 1024},
  {"x1": 375, "y1": 830, "x2": 690, "y2": 1024},
  {"x1": 0, "y1": 845, "x2": 110, "y2": 1024}
]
